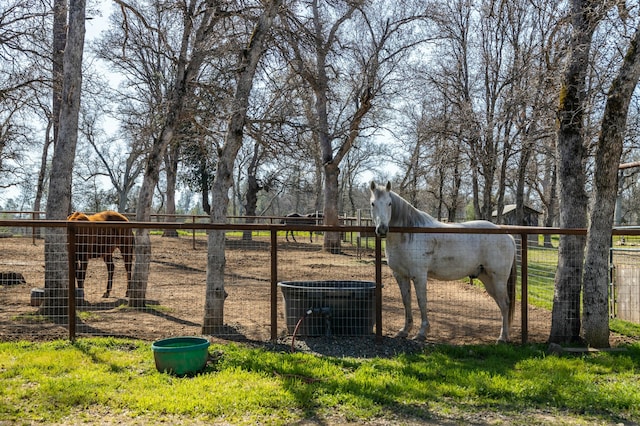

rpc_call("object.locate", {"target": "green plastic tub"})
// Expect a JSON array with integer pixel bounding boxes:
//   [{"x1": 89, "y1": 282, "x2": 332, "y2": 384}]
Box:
[{"x1": 151, "y1": 336, "x2": 210, "y2": 376}]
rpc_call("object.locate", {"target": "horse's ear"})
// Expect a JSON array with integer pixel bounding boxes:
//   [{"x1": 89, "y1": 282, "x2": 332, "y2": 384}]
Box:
[
  {"x1": 370, "y1": 181, "x2": 376, "y2": 191},
  {"x1": 386, "y1": 181, "x2": 392, "y2": 191}
]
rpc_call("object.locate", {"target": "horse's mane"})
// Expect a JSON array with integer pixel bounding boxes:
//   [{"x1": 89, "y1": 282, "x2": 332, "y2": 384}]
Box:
[{"x1": 389, "y1": 191, "x2": 438, "y2": 227}]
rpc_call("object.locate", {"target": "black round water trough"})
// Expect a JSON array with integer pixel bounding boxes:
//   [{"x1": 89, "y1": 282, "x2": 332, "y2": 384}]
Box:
[{"x1": 278, "y1": 280, "x2": 376, "y2": 337}]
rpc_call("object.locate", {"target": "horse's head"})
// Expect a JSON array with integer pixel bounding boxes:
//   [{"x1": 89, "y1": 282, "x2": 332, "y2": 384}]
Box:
[
  {"x1": 370, "y1": 181, "x2": 393, "y2": 237},
  {"x1": 67, "y1": 211, "x2": 90, "y2": 221}
]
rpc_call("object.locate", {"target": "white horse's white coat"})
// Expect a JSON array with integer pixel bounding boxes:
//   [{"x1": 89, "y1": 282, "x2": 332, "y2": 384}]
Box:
[{"x1": 370, "y1": 181, "x2": 517, "y2": 342}]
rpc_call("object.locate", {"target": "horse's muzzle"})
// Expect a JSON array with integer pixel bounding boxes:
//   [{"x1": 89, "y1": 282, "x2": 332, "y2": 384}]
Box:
[{"x1": 375, "y1": 224, "x2": 388, "y2": 237}]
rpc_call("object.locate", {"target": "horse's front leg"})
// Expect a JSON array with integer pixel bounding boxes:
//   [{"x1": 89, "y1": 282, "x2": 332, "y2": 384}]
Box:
[
  {"x1": 412, "y1": 272, "x2": 430, "y2": 341},
  {"x1": 393, "y1": 271, "x2": 413, "y2": 338}
]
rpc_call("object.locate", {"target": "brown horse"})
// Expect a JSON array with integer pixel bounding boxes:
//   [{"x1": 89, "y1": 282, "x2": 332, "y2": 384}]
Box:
[{"x1": 67, "y1": 211, "x2": 134, "y2": 298}]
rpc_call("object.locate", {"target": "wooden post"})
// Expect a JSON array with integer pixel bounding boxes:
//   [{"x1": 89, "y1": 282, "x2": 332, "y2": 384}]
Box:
[
  {"x1": 67, "y1": 223, "x2": 77, "y2": 341},
  {"x1": 270, "y1": 228, "x2": 278, "y2": 341},
  {"x1": 375, "y1": 236, "x2": 383, "y2": 342},
  {"x1": 192, "y1": 215, "x2": 196, "y2": 250},
  {"x1": 32, "y1": 211, "x2": 37, "y2": 245},
  {"x1": 520, "y1": 233, "x2": 528, "y2": 344}
]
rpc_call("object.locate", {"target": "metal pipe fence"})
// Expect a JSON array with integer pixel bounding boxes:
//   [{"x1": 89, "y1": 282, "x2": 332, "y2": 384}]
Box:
[{"x1": 1, "y1": 218, "x2": 639, "y2": 345}]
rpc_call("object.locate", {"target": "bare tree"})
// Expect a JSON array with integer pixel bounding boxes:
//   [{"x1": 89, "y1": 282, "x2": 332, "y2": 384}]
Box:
[
  {"x1": 280, "y1": 0, "x2": 427, "y2": 252},
  {"x1": 101, "y1": 0, "x2": 229, "y2": 306},
  {"x1": 0, "y1": 2, "x2": 51, "y2": 206},
  {"x1": 204, "y1": 0, "x2": 282, "y2": 334},
  {"x1": 550, "y1": 0, "x2": 604, "y2": 344},
  {"x1": 162, "y1": 142, "x2": 179, "y2": 237},
  {"x1": 583, "y1": 16, "x2": 640, "y2": 348},
  {"x1": 42, "y1": 0, "x2": 86, "y2": 317},
  {"x1": 76, "y1": 110, "x2": 144, "y2": 212}
]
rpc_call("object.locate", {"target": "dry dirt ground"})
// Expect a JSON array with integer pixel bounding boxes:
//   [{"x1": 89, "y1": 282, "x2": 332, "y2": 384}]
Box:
[{"x1": 0, "y1": 232, "x2": 562, "y2": 347}]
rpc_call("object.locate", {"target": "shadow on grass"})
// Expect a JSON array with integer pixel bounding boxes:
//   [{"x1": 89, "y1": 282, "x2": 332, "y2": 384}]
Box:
[{"x1": 211, "y1": 339, "x2": 640, "y2": 425}]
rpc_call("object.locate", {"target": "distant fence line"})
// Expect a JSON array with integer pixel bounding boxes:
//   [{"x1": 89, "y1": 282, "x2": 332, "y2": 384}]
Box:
[
  {"x1": 0, "y1": 211, "x2": 374, "y2": 225},
  {"x1": 0, "y1": 212, "x2": 375, "y2": 246},
  {"x1": 2, "y1": 217, "x2": 640, "y2": 343}
]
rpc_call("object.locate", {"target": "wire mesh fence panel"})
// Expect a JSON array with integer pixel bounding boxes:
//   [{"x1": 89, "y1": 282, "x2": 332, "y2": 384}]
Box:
[
  {"x1": 0, "y1": 229, "x2": 69, "y2": 340},
  {"x1": 521, "y1": 235, "x2": 556, "y2": 342},
  {"x1": 223, "y1": 233, "x2": 273, "y2": 341},
  {"x1": 611, "y1": 243, "x2": 640, "y2": 323},
  {"x1": 74, "y1": 232, "x2": 205, "y2": 340},
  {"x1": 276, "y1": 234, "x2": 377, "y2": 338},
  {"x1": 4, "y1": 219, "x2": 635, "y2": 345}
]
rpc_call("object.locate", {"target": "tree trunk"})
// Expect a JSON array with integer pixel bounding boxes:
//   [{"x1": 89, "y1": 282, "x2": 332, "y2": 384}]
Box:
[
  {"x1": 42, "y1": 0, "x2": 85, "y2": 318},
  {"x1": 470, "y1": 142, "x2": 481, "y2": 220},
  {"x1": 130, "y1": 136, "x2": 168, "y2": 307},
  {"x1": 549, "y1": 0, "x2": 597, "y2": 344},
  {"x1": 543, "y1": 159, "x2": 557, "y2": 247},
  {"x1": 52, "y1": 0, "x2": 66, "y2": 151},
  {"x1": 202, "y1": 0, "x2": 281, "y2": 334},
  {"x1": 34, "y1": 119, "x2": 54, "y2": 237},
  {"x1": 583, "y1": 23, "x2": 640, "y2": 348},
  {"x1": 243, "y1": 141, "x2": 262, "y2": 241},
  {"x1": 448, "y1": 146, "x2": 462, "y2": 222},
  {"x1": 314, "y1": 45, "x2": 338, "y2": 252},
  {"x1": 128, "y1": 1, "x2": 216, "y2": 307},
  {"x1": 162, "y1": 143, "x2": 179, "y2": 238},
  {"x1": 200, "y1": 155, "x2": 211, "y2": 214},
  {"x1": 323, "y1": 163, "x2": 341, "y2": 253},
  {"x1": 481, "y1": 132, "x2": 496, "y2": 221},
  {"x1": 516, "y1": 139, "x2": 534, "y2": 226}
]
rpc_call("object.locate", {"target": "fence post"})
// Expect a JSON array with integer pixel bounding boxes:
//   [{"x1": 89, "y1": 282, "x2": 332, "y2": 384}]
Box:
[
  {"x1": 375, "y1": 236, "x2": 383, "y2": 342},
  {"x1": 32, "y1": 211, "x2": 37, "y2": 245},
  {"x1": 270, "y1": 228, "x2": 278, "y2": 341},
  {"x1": 520, "y1": 233, "x2": 528, "y2": 344},
  {"x1": 67, "y1": 223, "x2": 77, "y2": 341},
  {"x1": 356, "y1": 210, "x2": 362, "y2": 258}
]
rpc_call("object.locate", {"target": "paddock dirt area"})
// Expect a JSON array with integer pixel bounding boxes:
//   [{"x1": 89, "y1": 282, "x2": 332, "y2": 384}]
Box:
[{"x1": 0, "y1": 231, "x2": 573, "y2": 349}]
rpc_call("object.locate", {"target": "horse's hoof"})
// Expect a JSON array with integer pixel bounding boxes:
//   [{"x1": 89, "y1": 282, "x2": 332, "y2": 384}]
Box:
[
  {"x1": 412, "y1": 334, "x2": 426, "y2": 342},
  {"x1": 102, "y1": 293, "x2": 110, "y2": 298},
  {"x1": 496, "y1": 338, "x2": 509, "y2": 344},
  {"x1": 395, "y1": 331, "x2": 409, "y2": 339}
]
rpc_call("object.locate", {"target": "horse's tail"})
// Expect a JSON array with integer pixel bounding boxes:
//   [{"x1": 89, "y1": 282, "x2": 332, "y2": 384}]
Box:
[{"x1": 507, "y1": 252, "x2": 517, "y2": 327}]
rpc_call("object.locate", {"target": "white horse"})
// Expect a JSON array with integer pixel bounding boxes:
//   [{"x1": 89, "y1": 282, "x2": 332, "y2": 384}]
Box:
[{"x1": 369, "y1": 181, "x2": 517, "y2": 343}]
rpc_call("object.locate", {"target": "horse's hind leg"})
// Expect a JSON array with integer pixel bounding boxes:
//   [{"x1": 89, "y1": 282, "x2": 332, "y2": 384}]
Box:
[
  {"x1": 76, "y1": 258, "x2": 88, "y2": 290},
  {"x1": 393, "y1": 271, "x2": 414, "y2": 338},
  {"x1": 480, "y1": 272, "x2": 510, "y2": 343},
  {"x1": 122, "y1": 247, "x2": 133, "y2": 298},
  {"x1": 103, "y1": 254, "x2": 115, "y2": 298}
]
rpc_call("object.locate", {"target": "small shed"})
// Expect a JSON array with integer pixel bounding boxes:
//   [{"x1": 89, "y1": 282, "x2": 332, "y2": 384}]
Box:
[{"x1": 492, "y1": 204, "x2": 542, "y2": 227}]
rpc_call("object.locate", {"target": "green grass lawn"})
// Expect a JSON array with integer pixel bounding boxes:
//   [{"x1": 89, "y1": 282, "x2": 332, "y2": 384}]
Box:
[{"x1": 1, "y1": 337, "x2": 639, "y2": 425}]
